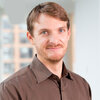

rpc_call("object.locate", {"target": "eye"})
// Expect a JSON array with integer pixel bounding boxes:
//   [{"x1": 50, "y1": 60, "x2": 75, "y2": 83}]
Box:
[
  {"x1": 41, "y1": 31, "x2": 48, "y2": 35},
  {"x1": 59, "y1": 28, "x2": 65, "y2": 33}
]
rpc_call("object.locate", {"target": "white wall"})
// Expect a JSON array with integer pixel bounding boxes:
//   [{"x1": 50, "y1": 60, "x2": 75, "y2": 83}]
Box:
[{"x1": 74, "y1": 0, "x2": 100, "y2": 100}]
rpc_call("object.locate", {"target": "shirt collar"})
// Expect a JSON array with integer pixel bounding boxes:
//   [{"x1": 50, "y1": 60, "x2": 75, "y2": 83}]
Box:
[
  {"x1": 30, "y1": 55, "x2": 73, "y2": 84},
  {"x1": 62, "y1": 63, "x2": 73, "y2": 80}
]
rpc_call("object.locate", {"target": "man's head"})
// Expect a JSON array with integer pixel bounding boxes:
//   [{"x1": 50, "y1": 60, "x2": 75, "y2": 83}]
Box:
[
  {"x1": 27, "y1": 2, "x2": 70, "y2": 36},
  {"x1": 27, "y1": 2, "x2": 71, "y2": 63}
]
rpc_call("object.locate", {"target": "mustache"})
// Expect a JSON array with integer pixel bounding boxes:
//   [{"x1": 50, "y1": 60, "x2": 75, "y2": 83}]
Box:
[{"x1": 46, "y1": 43, "x2": 63, "y2": 48}]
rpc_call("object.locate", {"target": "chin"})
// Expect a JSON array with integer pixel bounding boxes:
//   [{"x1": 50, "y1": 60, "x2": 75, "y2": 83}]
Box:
[{"x1": 47, "y1": 54, "x2": 64, "y2": 62}]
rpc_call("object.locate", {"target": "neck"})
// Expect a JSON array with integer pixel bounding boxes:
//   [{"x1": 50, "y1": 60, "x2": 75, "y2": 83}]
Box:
[
  {"x1": 45, "y1": 60, "x2": 63, "y2": 79},
  {"x1": 37, "y1": 56, "x2": 63, "y2": 79}
]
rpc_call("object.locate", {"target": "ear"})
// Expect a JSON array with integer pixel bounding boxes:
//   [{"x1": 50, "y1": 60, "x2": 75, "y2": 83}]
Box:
[
  {"x1": 27, "y1": 31, "x2": 34, "y2": 45},
  {"x1": 67, "y1": 28, "x2": 71, "y2": 40}
]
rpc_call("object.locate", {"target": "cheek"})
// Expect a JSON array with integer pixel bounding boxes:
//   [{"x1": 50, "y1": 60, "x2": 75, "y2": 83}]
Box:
[
  {"x1": 61, "y1": 36, "x2": 69, "y2": 43},
  {"x1": 34, "y1": 38, "x2": 48, "y2": 47}
]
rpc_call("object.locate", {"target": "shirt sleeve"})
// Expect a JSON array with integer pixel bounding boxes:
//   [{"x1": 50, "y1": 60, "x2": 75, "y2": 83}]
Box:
[
  {"x1": 88, "y1": 83, "x2": 92, "y2": 100},
  {"x1": 82, "y1": 78, "x2": 92, "y2": 100},
  {"x1": 0, "y1": 82, "x2": 21, "y2": 100}
]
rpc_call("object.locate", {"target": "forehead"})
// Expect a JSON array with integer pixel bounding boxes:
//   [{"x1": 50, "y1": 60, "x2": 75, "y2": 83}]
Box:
[{"x1": 34, "y1": 14, "x2": 67, "y2": 30}]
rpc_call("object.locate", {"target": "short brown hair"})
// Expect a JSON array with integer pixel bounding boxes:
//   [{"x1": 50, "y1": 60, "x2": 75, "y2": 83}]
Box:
[{"x1": 27, "y1": 2, "x2": 70, "y2": 36}]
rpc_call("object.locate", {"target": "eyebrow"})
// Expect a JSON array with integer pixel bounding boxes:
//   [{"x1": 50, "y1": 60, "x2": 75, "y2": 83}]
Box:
[
  {"x1": 38, "y1": 26, "x2": 67, "y2": 32},
  {"x1": 58, "y1": 26, "x2": 67, "y2": 29},
  {"x1": 39, "y1": 28, "x2": 50, "y2": 32}
]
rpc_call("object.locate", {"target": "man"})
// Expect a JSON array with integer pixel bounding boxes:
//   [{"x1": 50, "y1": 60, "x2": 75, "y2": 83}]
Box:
[{"x1": 0, "y1": 2, "x2": 91, "y2": 100}]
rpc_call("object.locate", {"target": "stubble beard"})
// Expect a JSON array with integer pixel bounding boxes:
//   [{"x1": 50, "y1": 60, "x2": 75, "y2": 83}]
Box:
[
  {"x1": 44, "y1": 49, "x2": 67, "y2": 64},
  {"x1": 36, "y1": 45, "x2": 67, "y2": 64}
]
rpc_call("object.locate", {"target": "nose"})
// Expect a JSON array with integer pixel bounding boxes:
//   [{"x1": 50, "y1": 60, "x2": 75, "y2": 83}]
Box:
[{"x1": 48, "y1": 34, "x2": 60, "y2": 45}]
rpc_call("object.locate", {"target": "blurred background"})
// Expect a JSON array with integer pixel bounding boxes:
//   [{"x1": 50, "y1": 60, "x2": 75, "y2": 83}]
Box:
[{"x1": 0, "y1": 0, "x2": 100, "y2": 100}]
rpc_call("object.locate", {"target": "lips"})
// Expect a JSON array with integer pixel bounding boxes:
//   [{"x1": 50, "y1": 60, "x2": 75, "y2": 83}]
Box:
[
  {"x1": 46, "y1": 43, "x2": 64, "y2": 52},
  {"x1": 46, "y1": 45, "x2": 63, "y2": 51},
  {"x1": 47, "y1": 47, "x2": 61, "y2": 49}
]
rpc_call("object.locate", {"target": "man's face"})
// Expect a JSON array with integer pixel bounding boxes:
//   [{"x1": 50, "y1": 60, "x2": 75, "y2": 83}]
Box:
[{"x1": 30, "y1": 14, "x2": 70, "y2": 62}]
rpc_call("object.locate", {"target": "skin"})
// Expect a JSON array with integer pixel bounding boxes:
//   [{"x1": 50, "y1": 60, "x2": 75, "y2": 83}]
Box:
[{"x1": 27, "y1": 14, "x2": 71, "y2": 78}]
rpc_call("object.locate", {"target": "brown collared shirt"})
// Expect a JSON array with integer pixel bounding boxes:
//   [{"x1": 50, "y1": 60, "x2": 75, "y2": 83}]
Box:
[{"x1": 0, "y1": 56, "x2": 92, "y2": 100}]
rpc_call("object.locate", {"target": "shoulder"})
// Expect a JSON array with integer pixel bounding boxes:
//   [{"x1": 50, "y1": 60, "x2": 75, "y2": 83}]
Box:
[
  {"x1": 68, "y1": 70, "x2": 91, "y2": 90},
  {"x1": 0, "y1": 65, "x2": 37, "y2": 99},
  {"x1": 0, "y1": 65, "x2": 35, "y2": 91},
  {"x1": 68, "y1": 70, "x2": 92, "y2": 97},
  {"x1": 69, "y1": 70, "x2": 89, "y2": 84},
  {"x1": 1, "y1": 65, "x2": 29, "y2": 83},
  {"x1": 0, "y1": 65, "x2": 36, "y2": 99},
  {"x1": 0, "y1": 66, "x2": 28, "y2": 99}
]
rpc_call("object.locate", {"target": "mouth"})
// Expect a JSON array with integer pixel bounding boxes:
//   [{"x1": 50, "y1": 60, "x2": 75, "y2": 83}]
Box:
[
  {"x1": 46, "y1": 47, "x2": 62, "y2": 50},
  {"x1": 46, "y1": 44, "x2": 63, "y2": 51}
]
